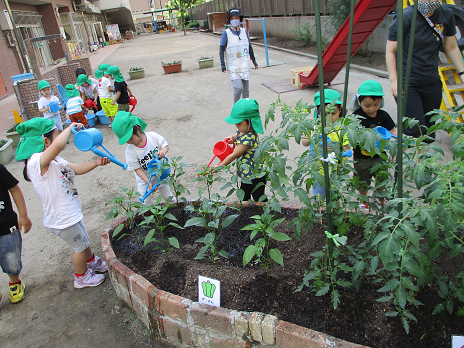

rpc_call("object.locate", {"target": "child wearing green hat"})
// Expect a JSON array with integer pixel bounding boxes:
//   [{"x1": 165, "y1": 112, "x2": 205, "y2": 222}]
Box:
[
  {"x1": 112, "y1": 111, "x2": 174, "y2": 204},
  {"x1": 215, "y1": 98, "x2": 267, "y2": 202},
  {"x1": 302, "y1": 89, "x2": 350, "y2": 199},
  {"x1": 96, "y1": 64, "x2": 117, "y2": 127},
  {"x1": 0, "y1": 164, "x2": 32, "y2": 303},
  {"x1": 37, "y1": 80, "x2": 63, "y2": 131},
  {"x1": 107, "y1": 66, "x2": 132, "y2": 112},
  {"x1": 65, "y1": 84, "x2": 88, "y2": 127},
  {"x1": 15, "y1": 118, "x2": 110, "y2": 289},
  {"x1": 77, "y1": 74, "x2": 99, "y2": 113},
  {"x1": 350, "y1": 80, "x2": 397, "y2": 210}
]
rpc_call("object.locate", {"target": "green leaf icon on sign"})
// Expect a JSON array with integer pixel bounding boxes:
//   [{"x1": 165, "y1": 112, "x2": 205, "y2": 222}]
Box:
[{"x1": 201, "y1": 280, "x2": 216, "y2": 298}]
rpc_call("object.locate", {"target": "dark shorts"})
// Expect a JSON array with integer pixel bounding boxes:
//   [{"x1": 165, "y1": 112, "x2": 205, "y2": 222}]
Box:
[
  {"x1": 353, "y1": 156, "x2": 390, "y2": 190},
  {"x1": 117, "y1": 103, "x2": 130, "y2": 112}
]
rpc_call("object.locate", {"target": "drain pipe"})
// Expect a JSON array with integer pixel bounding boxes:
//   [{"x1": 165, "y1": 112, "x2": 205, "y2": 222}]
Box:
[{"x1": 3, "y1": 0, "x2": 29, "y2": 73}]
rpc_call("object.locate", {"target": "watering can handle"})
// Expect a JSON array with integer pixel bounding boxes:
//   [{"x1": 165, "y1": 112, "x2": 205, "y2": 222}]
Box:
[
  {"x1": 225, "y1": 137, "x2": 236, "y2": 149},
  {"x1": 139, "y1": 182, "x2": 161, "y2": 203},
  {"x1": 91, "y1": 144, "x2": 128, "y2": 170}
]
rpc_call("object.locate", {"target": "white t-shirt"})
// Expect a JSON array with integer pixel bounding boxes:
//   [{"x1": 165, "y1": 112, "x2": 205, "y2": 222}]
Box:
[
  {"x1": 125, "y1": 132, "x2": 169, "y2": 187},
  {"x1": 38, "y1": 95, "x2": 60, "y2": 119},
  {"x1": 28, "y1": 153, "x2": 83, "y2": 229},
  {"x1": 97, "y1": 76, "x2": 112, "y2": 99}
]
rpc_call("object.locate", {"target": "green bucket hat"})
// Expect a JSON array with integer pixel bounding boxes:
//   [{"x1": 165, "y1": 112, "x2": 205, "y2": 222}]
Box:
[
  {"x1": 95, "y1": 70, "x2": 104, "y2": 79},
  {"x1": 112, "y1": 111, "x2": 147, "y2": 145},
  {"x1": 225, "y1": 98, "x2": 263, "y2": 134},
  {"x1": 98, "y1": 63, "x2": 110, "y2": 72},
  {"x1": 106, "y1": 66, "x2": 124, "y2": 82},
  {"x1": 313, "y1": 89, "x2": 342, "y2": 118},
  {"x1": 15, "y1": 117, "x2": 56, "y2": 161},
  {"x1": 37, "y1": 80, "x2": 50, "y2": 91},
  {"x1": 350, "y1": 80, "x2": 385, "y2": 112},
  {"x1": 76, "y1": 74, "x2": 92, "y2": 86},
  {"x1": 65, "y1": 84, "x2": 80, "y2": 98}
]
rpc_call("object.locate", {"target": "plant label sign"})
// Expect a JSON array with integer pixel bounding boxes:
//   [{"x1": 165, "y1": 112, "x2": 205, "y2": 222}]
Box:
[
  {"x1": 198, "y1": 275, "x2": 220, "y2": 307},
  {"x1": 452, "y1": 335, "x2": 464, "y2": 348}
]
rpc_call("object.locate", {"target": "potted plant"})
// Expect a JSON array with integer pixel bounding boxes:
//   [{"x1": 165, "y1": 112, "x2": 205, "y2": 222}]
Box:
[
  {"x1": 128, "y1": 67, "x2": 145, "y2": 80},
  {"x1": 4, "y1": 123, "x2": 21, "y2": 147},
  {"x1": 161, "y1": 60, "x2": 182, "y2": 74},
  {"x1": 197, "y1": 56, "x2": 214, "y2": 69},
  {"x1": 0, "y1": 139, "x2": 14, "y2": 164}
]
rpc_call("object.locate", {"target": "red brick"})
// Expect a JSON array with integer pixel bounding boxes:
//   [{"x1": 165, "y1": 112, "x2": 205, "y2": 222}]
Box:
[
  {"x1": 275, "y1": 320, "x2": 325, "y2": 348},
  {"x1": 191, "y1": 302, "x2": 234, "y2": 336},
  {"x1": 212, "y1": 337, "x2": 252, "y2": 348},
  {"x1": 159, "y1": 317, "x2": 192, "y2": 345},
  {"x1": 325, "y1": 334, "x2": 370, "y2": 348},
  {"x1": 154, "y1": 290, "x2": 189, "y2": 323},
  {"x1": 130, "y1": 293, "x2": 150, "y2": 329},
  {"x1": 111, "y1": 259, "x2": 135, "y2": 292},
  {"x1": 100, "y1": 231, "x2": 111, "y2": 249},
  {"x1": 130, "y1": 274, "x2": 156, "y2": 308},
  {"x1": 103, "y1": 245, "x2": 116, "y2": 263}
]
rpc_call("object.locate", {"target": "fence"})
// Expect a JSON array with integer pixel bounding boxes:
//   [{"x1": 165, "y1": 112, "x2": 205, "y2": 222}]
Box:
[{"x1": 189, "y1": 0, "x2": 329, "y2": 21}]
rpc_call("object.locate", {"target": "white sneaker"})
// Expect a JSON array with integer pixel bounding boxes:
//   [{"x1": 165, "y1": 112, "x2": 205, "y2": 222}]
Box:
[
  {"x1": 74, "y1": 269, "x2": 105, "y2": 289},
  {"x1": 109, "y1": 122, "x2": 112, "y2": 128},
  {"x1": 87, "y1": 255, "x2": 108, "y2": 273},
  {"x1": 359, "y1": 202, "x2": 369, "y2": 211}
]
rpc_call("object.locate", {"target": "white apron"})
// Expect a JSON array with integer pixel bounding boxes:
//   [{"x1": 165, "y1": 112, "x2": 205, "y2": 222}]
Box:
[{"x1": 225, "y1": 28, "x2": 251, "y2": 81}]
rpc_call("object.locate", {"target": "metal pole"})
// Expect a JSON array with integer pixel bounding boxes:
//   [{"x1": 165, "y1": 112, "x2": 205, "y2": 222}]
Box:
[
  {"x1": 315, "y1": 0, "x2": 334, "y2": 260},
  {"x1": 396, "y1": 1, "x2": 405, "y2": 212},
  {"x1": 262, "y1": 18, "x2": 269, "y2": 67},
  {"x1": 342, "y1": 0, "x2": 355, "y2": 118},
  {"x1": 3, "y1": 0, "x2": 29, "y2": 73}
]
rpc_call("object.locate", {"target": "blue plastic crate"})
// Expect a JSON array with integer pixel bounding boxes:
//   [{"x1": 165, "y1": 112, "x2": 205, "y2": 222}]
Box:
[
  {"x1": 96, "y1": 110, "x2": 110, "y2": 125},
  {"x1": 86, "y1": 113, "x2": 96, "y2": 127},
  {"x1": 11, "y1": 73, "x2": 34, "y2": 83}
]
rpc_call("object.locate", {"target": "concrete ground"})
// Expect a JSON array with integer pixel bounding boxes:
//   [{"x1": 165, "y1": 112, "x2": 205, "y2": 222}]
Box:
[{"x1": 0, "y1": 31, "x2": 453, "y2": 348}]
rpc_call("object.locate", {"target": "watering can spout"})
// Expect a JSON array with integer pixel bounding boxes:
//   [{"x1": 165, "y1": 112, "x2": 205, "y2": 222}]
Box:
[{"x1": 92, "y1": 146, "x2": 128, "y2": 170}]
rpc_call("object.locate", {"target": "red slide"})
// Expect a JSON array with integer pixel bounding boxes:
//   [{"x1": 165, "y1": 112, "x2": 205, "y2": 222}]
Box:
[{"x1": 300, "y1": 0, "x2": 397, "y2": 87}]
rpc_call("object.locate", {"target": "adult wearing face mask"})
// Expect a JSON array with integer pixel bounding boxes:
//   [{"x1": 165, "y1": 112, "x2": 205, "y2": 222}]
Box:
[
  {"x1": 220, "y1": 8, "x2": 259, "y2": 104},
  {"x1": 386, "y1": 0, "x2": 464, "y2": 141}
]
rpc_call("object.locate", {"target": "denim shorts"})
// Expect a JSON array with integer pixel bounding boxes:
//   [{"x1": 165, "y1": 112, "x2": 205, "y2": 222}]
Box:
[
  {"x1": 0, "y1": 228, "x2": 22, "y2": 276},
  {"x1": 47, "y1": 220, "x2": 90, "y2": 253}
]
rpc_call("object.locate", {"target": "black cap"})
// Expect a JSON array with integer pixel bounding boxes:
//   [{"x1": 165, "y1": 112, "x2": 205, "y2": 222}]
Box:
[{"x1": 227, "y1": 8, "x2": 244, "y2": 24}]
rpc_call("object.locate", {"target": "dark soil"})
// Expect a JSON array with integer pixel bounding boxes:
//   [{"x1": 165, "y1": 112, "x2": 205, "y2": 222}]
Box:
[
  {"x1": 253, "y1": 36, "x2": 388, "y2": 72},
  {"x1": 112, "y1": 205, "x2": 463, "y2": 348}
]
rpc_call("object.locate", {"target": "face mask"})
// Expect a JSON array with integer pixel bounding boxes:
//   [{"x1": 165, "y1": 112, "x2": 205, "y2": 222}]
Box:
[
  {"x1": 417, "y1": 1, "x2": 441, "y2": 15},
  {"x1": 230, "y1": 19, "x2": 240, "y2": 28}
]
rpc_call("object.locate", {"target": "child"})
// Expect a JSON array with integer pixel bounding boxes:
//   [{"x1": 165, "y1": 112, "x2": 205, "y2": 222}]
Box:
[
  {"x1": 65, "y1": 84, "x2": 88, "y2": 128},
  {"x1": 215, "y1": 98, "x2": 267, "y2": 202},
  {"x1": 96, "y1": 64, "x2": 117, "y2": 127},
  {"x1": 106, "y1": 66, "x2": 132, "y2": 112},
  {"x1": 350, "y1": 80, "x2": 397, "y2": 210},
  {"x1": 112, "y1": 111, "x2": 174, "y2": 204},
  {"x1": 15, "y1": 118, "x2": 110, "y2": 289},
  {"x1": 76, "y1": 74, "x2": 99, "y2": 113},
  {"x1": 302, "y1": 89, "x2": 349, "y2": 199},
  {"x1": 0, "y1": 164, "x2": 32, "y2": 303},
  {"x1": 37, "y1": 80, "x2": 63, "y2": 131}
]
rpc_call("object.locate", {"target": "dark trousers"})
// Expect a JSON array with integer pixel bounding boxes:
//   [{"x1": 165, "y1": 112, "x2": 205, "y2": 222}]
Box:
[
  {"x1": 241, "y1": 176, "x2": 267, "y2": 202},
  {"x1": 400, "y1": 80, "x2": 442, "y2": 139}
]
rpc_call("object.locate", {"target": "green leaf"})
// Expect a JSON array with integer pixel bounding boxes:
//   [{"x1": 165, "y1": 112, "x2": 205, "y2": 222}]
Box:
[
  {"x1": 270, "y1": 248, "x2": 284, "y2": 266},
  {"x1": 316, "y1": 283, "x2": 330, "y2": 296},
  {"x1": 376, "y1": 296, "x2": 392, "y2": 303},
  {"x1": 194, "y1": 245, "x2": 209, "y2": 260},
  {"x1": 168, "y1": 237, "x2": 179, "y2": 248},
  {"x1": 222, "y1": 214, "x2": 239, "y2": 229},
  {"x1": 395, "y1": 286, "x2": 407, "y2": 309},
  {"x1": 243, "y1": 245, "x2": 256, "y2": 266},
  {"x1": 204, "y1": 233, "x2": 215, "y2": 245},
  {"x1": 377, "y1": 279, "x2": 400, "y2": 292},
  {"x1": 272, "y1": 232, "x2": 291, "y2": 242},
  {"x1": 185, "y1": 217, "x2": 206, "y2": 228},
  {"x1": 402, "y1": 316, "x2": 410, "y2": 334},
  {"x1": 218, "y1": 249, "x2": 229, "y2": 258},
  {"x1": 385, "y1": 311, "x2": 398, "y2": 317},
  {"x1": 112, "y1": 224, "x2": 124, "y2": 238},
  {"x1": 402, "y1": 222, "x2": 421, "y2": 248}
]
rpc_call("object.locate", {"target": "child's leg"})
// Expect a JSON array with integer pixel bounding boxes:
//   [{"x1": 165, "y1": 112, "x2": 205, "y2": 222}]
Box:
[
  {"x1": 0, "y1": 229, "x2": 22, "y2": 279},
  {"x1": 72, "y1": 246, "x2": 93, "y2": 274},
  {"x1": 250, "y1": 176, "x2": 267, "y2": 202},
  {"x1": 74, "y1": 111, "x2": 88, "y2": 127},
  {"x1": 231, "y1": 79, "x2": 244, "y2": 104},
  {"x1": 240, "y1": 180, "x2": 253, "y2": 201},
  {"x1": 158, "y1": 184, "x2": 175, "y2": 202},
  {"x1": 54, "y1": 113, "x2": 63, "y2": 131},
  {"x1": 353, "y1": 157, "x2": 374, "y2": 199},
  {"x1": 241, "y1": 79, "x2": 250, "y2": 99}
]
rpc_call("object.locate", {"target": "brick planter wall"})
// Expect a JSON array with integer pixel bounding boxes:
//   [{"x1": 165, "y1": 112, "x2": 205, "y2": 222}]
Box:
[{"x1": 101, "y1": 204, "x2": 368, "y2": 348}]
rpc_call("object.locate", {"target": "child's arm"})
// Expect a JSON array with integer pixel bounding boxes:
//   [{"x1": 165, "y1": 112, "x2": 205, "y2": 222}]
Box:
[
  {"x1": 226, "y1": 134, "x2": 237, "y2": 143},
  {"x1": 80, "y1": 104, "x2": 88, "y2": 114},
  {"x1": 127, "y1": 85, "x2": 133, "y2": 97},
  {"x1": 111, "y1": 91, "x2": 121, "y2": 105},
  {"x1": 9, "y1": 184, "x2": 32, "y2": 233},
  {"x1": 38, "y1": 106, "x2": 50, "y2": 113},
  {"x1": 40, "y1": 122, "x2": 84, "y2": 174},
  {"x1": 67, "y1": 157, "x2": 110, "y2": 175},
  {"x1": 389, "y1": 128, "x2": 398, "y2": 136},
  {"x1": 134, "y1": 168, "x2": 154, "y2": 190},
  {"x1": 216, "y1": 144, "x2": 249, "y2": 167},
  {"x1": 155, "y1": 145, "x2": 169, "y2": 159},
  {"x1": 107, "y1": 85, "x2": 115, "y2": 93}
]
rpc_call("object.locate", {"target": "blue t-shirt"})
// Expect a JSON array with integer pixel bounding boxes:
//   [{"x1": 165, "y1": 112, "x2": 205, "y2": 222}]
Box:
[{"x1": 66, "y1": 96, "x2": 84, "y2": 115}]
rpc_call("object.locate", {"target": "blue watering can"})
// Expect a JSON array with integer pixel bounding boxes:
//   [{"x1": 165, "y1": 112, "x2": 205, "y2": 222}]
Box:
[
  {"x1": 71, "y1": 127, "x2": 128, "y2": 170},
  {"x1": 48, "y1": 101, "x2": 64, "y2": 112},
  {"x1": 375, "y1": 127, "x2": 398, "y2": 149},
  {"x1": 309, "y1": 136, "x2": 352, "y2": 158},
  {"x1": 139, "y1": 156, "x2": 170, "y2": 203},
  {"x1": 57, "y1": 84, "x2": 69, "y2": 106}
]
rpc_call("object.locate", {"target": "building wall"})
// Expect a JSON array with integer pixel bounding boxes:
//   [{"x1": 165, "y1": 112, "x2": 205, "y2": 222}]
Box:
[{"x1": 0, "y1": 30, "x2": 22, "y2": 95}]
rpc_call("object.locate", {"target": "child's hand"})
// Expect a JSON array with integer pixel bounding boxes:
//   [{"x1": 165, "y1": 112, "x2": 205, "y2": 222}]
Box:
[
  {"x1": 111, "y1": 101, "x2": 115, "y2": 105},
  {"x1": 46, "y1": 106, "x2": 51, "y2": 112},
  {"x1": 226, "y1": 137, "x2": 235, "y2": 144},
  {"x1": 156, "y1": 150, "x2": 166, "y2": 159},
  {"x1": 19, "y1": 215, "x2": 32, "y2": 234},
  {"x1": 95, "y1": 157, "x2": 111, "y2": 166},
  {"x1": 71, "y1": 122, "x2": 84, "y2": 130}
]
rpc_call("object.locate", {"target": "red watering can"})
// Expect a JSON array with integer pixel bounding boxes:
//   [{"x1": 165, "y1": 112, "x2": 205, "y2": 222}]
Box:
[
  {"x1": 83, "y1": 99, "x2": 98, "y2": 110},
  {"x1": 129, "y1": 95, "x2": 137, "y2": 112},
  {"x1": 207, "y1": 138, "x2": 235, "y2": 168}
]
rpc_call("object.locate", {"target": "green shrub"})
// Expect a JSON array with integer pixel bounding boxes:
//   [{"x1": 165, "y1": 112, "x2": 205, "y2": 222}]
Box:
[
  {"x1": 292, "y1": 22, "x2": 313, "y2": 45},
  {"x1": 203, "y1": 19, "x2": 209, "y2": 30},
  {"x1": 188, "y1": 21, "x2": 199, "y2": 29},
  {"x1": 327, "y1": 0, "x2": 359, "y2": 31}
]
